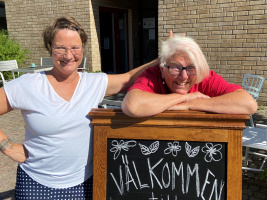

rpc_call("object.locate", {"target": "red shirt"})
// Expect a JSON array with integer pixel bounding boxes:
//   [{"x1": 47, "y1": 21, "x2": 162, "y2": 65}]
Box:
[{"x1": 128, "y1": 66, "x2": 242, "y2": 97}]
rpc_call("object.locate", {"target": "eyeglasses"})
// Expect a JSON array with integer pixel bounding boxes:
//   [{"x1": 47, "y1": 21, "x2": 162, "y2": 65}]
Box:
[
  {"x1": 164, "y1": 64, "x2": 196, "y2": 76},
  {"x1": 53, "y1": 46, "x2": 83, "y2": 56}
]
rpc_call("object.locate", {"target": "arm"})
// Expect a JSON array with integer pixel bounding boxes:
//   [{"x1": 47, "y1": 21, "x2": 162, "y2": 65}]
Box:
[
  {"x1": 105, "y1": 59, "x2": 159, "y2": 97},
  {"x1": 0, "y1": 87, "x2": 28, "y2": 163},
  {"x1": 121, "y1": 89, "x2": 210, "y2": 117},
  {"x1": 169, "y1": 89, "x2": 258, "y2": 115}
]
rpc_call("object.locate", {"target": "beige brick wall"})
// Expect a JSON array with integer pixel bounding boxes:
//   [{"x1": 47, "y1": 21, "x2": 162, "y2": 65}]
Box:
[
  {"x1": 4, "y1": 0, "x2": 267, "y2": 105},
  {"x1": 159, "y1": 0, "x2": 267, "y2": 105},
  {"x1": 5, "y1": 0, "x2": 139, "y2": 72},
  {"x1": 5, "y1": 0, "x2": 93, "y2": 68}
]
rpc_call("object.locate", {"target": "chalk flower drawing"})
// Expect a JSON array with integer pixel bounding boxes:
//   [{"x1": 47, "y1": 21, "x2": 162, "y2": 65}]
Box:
[
  {"x1": 139, "y1": 141, "x2": 159, "y2": 155},
  {"x1": 110, "y1": 140, "x2": 137, "y2": 160},
  {"x1": 164, "y1": 141, "x2": 181, "y2": 157},
  {"x1": 201, "y1": 143, "x2": 222, "y2": 162},
  {"x1": 185, "y1": 142, "x2": 200, "y2": 158}
]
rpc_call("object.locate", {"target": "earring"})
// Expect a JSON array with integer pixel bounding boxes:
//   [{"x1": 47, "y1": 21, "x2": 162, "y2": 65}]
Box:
[{"x1": 162, "y1": 80, "x2": 165, "y2": 85}]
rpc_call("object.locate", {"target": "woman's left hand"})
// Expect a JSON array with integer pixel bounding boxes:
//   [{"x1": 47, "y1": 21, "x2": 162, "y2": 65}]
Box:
[{"x1": 167, "y1": 103, "x2": 190, "y2": 111}]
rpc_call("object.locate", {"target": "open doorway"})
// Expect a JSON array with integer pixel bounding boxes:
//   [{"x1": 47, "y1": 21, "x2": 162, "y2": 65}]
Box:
[
  {"x1": 0, "y1": 1, "x2": 7, "y2": 30},
  {"x1": 99, "y1": 7, "x2": 129, "y2": 74},
  {"x1": 139, "y1": 0, "x2": 158, "y2": 65}
]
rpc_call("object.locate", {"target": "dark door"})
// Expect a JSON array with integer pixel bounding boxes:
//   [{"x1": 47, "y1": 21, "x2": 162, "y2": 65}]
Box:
[
  {"x1": 0, "y1": 2, "x2": 7, "y2": 30},
  {"x1": 100, "y1": 11, "x2": 114, "y2": 73},
  {"x1": 100, "y1": 7, "x2": 129, "y2": 74},
  {"x1": 139, "y1": 0, "x2": 158, "y2": 65}
]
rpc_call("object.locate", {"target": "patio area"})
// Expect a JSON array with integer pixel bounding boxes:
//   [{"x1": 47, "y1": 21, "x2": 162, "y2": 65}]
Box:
[{"x1": 0, "y1": 108, "x2": 266, "y2": 200}]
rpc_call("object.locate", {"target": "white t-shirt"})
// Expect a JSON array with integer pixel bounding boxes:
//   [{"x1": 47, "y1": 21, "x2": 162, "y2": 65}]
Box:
[{"x1": 4, "y1": 71, "x2": 108, "y2": 188}]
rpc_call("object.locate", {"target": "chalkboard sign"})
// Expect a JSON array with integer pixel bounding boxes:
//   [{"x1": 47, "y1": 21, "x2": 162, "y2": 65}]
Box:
[
  {"x1": 107, "y1": 139, "x2": 226, "y2": 200},
  {"x1": 90, "y1": 109, "x2": 248, "y2": 199}
]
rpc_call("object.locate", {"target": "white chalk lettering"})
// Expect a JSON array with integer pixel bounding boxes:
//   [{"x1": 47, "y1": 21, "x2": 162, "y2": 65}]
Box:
[
  {"x1": 162, "y1": 162, "x2": 171, "y2": 188},
  {"x1": 201, "y1": 169, "x2": 214, "y2": 199},
  {"x1": 108, "y1": 140, "x2": 226, "y2": 200},
  {"x1": 122, "y1": 155, "x2": 138, "y2": 191},
  {"x1": 149, "y1": 193, "x2": 179, "y2": 200},
  {"x1": 186, "y1": 163, "x2": 200, "y2": 197},
  {"x1": 201, "y1": 169, "x2": 224, "y2": 200},
  {"x1": 172, "y1": 162, "x2": 185, "y2": 194},
  {"x1": 209, "y1": 180, "x2": 225, "y2": 200},
  {"x1": 110, "y1": 165, "x2": 124, "y2": 195},
  {"x1": 148, "y1": 158, "x2": 164, "y2": 189},
  {"x1": 132, "y1": 160, "x2": 150, "y2": 189},
  {"x1": 149, "y1": 192, "x2": 158, "y2": 200}
]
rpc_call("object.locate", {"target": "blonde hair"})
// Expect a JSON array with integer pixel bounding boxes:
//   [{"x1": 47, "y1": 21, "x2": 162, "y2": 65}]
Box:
[{"x1": 159, "y1": 34, "x2": 209, "y2": 83}]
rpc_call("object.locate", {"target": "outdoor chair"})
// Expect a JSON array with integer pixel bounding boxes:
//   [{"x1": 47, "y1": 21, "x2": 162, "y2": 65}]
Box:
[
  {"x1": 242, "y1": 74, "x2": 265, "y2": 127},
  {"x1": 0, "y1": 60, "x2": 19, "y2": 84},
  {"x1": 78, "y1": 57, "x2": 86, "y2": 72},
  {"x1": 98, "y1": 92, "x2": 125, "y2": 109},
  {"x1": 40, "y1": 57, "x2": 53, "y2": 66},
  {"x1": 242, "y1": 124, "x2": 267, "y2": 172},
  {"x1": 98, "y1": 99, "x2": 122, "y2": 109}
]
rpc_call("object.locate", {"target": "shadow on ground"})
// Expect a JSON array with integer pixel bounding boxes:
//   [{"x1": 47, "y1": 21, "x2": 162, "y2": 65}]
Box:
[{"x1": 0, "y1": 189, "x2": 15, "y2": 200}]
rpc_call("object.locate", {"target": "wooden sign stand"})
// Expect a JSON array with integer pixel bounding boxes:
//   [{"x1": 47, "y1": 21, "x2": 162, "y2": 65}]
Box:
[{"x1": 89, "y1": 109, "x2": 249, "y2": 200}]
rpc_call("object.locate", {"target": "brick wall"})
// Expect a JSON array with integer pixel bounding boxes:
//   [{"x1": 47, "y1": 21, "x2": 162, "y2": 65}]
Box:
[
  {"x1": 4, "y1": 0, "x2": 267, "y2": 105},
  {"x1": 5, "y1": 0, "x2": 93, "y2": 68},
  {"x1": 5, "y1": 0, "x2": 139, "y2": 72},
  {"x1": 159, "y1": 0, "x2": 267, "y2": 105}
]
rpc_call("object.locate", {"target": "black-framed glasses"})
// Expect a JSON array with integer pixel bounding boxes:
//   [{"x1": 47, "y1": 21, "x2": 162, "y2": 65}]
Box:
[
  {"x1": 53, "y1": 46, "x2": 83, "y2": 56},
  {"x1": 164, "y1": 64, "x2": 196, "y2": 76}
]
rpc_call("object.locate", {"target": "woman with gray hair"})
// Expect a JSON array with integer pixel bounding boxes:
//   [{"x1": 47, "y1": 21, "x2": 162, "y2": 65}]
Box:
[
  {"x1": 122, "y1": 34, "x2": 257, "y2": 117},
  {"x1": 160, "y1": 34, "x2": 209, "y2": 84}
]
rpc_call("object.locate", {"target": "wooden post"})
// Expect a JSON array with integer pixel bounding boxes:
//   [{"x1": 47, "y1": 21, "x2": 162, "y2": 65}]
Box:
[{"x1": 89, "y1": 109, "x2": 249, "y2": 200}]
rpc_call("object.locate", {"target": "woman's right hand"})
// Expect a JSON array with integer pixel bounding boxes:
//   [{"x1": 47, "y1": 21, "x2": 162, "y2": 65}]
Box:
[
  {"x1": 168, "y1": 92, "x2": 210, "y2": 111},
  {"x1": 183, "y1": 92, "x2": 210, "y2": 102},
  {"x1": 4, "y1": 143, "x2": 28, "y2": 163}
]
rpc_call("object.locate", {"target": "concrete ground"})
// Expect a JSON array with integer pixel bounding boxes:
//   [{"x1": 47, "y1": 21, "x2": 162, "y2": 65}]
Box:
[
  {"x1": 0, "y1": 110, "x2": 24, "y2": 200},
  {"x1": 0, "y1": 109, "x2": 267, "y2": 200}
]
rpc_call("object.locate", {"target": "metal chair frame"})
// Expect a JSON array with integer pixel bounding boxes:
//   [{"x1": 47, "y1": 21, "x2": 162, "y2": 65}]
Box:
[
  {"x1": 0, "y1": 60, "x2": 19, "y2": 84},
  {"x1": 242, "y1": 124, "x2": 267, "y2": 172},
  {"x1": 242, "y1": 74, "x2": 265, "y2": 127},
  {"x1": 40, "y1": 57, "x2": 54, "y2": 66},
  {"x1": 240, "y1": 74, "x2": 266, "y2": 171},
  {"x1": 79, "y1": 57, "x2": 86, "y2": 72}
]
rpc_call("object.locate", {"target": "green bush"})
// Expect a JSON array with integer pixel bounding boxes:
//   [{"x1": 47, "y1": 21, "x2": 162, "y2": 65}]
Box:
[
  {"x1": 259, "y1": 168, "x2": 267, "y2": 181},
  {"x1": 0, "y1": 30, "x2": 29, "y2": 81}
]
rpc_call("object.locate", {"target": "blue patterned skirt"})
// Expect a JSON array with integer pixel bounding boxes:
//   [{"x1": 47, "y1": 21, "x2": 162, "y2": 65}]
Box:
[{"x1": 15, "y1": 165, "x2": 93, "y2": 200}]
